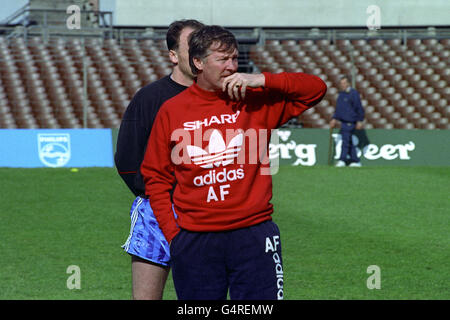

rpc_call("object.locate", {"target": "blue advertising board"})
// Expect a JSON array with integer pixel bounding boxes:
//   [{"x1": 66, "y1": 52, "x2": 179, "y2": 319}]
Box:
[{"x1": 0, "y1": 129, "x2": 114, "y2": 168}]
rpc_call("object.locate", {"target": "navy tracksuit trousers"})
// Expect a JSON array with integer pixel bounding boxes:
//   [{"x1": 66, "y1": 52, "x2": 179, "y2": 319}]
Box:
[{"x1": 169, "y1": 221, "x2": 284, "y2": 300}]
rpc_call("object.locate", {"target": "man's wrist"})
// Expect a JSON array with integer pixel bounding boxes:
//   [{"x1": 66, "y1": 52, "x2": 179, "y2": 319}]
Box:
[{"x1": 257, "y1": 73, "x2": 266, "y2": 87}]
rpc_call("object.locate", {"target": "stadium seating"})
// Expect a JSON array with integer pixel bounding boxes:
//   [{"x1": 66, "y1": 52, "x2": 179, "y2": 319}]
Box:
[
  {"x1": 250, "y1": 37, "x2": 449, "y2": 129},
  {"x1": 0, "y1": 35, "x2": 171, "y2": 128},
  {"x1": 0, "y1": 34, "x2": 448, "y2": 129}
]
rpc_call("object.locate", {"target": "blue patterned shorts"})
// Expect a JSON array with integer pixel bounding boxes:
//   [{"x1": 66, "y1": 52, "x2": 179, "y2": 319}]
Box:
[{"x1": 121, "y1": 196, "x2": 175, "y2": 267}]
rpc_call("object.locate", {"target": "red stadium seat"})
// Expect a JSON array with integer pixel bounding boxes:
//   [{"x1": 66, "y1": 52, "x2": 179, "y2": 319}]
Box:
[{"x1": 439, "y1": 39, "x2": 450, "y2": 48}]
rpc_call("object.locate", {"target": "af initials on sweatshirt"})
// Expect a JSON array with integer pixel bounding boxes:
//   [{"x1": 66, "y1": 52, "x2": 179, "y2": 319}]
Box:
[{"x1": 141, "y1": 72, "x2": 327, "y2": 242}]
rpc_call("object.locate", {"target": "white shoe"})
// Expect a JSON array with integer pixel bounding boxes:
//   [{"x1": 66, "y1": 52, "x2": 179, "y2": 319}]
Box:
[
  {"x1": 335, "y1": 160, "x2": 346, "y2": 167},
  {"x1": 349, "y1": 162, "x2": 362, "y2": 167}
]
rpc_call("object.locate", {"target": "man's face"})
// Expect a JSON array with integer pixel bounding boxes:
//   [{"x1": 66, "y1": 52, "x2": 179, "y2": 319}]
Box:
[
  {"x1": 339, "y1": 78, "x2": 350, "y2": 91},
  {"x1": 195, "y1": 42, "x2": 239, "y2": 91},
  {"x1": 173, "y1": 27, "x2": 196, "y2": 79}
]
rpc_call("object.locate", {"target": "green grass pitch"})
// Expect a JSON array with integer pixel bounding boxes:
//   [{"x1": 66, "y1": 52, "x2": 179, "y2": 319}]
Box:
[{"x1": 0, "y1": 166, "x2": 448, "y2": 299}]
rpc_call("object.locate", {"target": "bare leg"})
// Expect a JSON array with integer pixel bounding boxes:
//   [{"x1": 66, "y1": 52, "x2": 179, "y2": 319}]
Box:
[{"x1": 131, "y1": 255, "x2": 170, "y2": 300}]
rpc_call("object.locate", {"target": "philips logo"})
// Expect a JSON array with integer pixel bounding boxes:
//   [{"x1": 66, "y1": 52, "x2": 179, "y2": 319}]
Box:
[{"x1": 37, "y1": 133, "x2": 71, "y2": 167}]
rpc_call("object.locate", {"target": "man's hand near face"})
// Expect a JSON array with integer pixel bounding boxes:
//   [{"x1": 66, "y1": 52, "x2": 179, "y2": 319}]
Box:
[{"x1": 222, "y1": 73, "x2": 266, "y2": 100}]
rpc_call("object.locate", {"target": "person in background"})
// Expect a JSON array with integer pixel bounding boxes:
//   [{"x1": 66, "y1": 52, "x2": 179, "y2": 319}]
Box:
[
  {"x1": 115, "y1": 19, "x2": 204, "y2": 300},
  {"x1": 330, "y1": 75, "x2": 365, "y2": 167}
]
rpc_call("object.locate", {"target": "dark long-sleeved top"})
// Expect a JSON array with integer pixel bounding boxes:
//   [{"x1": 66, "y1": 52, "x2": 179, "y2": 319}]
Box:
[
  {"x1": 115, "y1": 75, "x2": 188, "y2": 197},
  {"x1": 332, "y1": 88, "x2": 365, "y2": 122}
]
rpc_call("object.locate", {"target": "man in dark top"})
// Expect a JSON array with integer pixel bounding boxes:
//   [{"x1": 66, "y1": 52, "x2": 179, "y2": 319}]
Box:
[
  {"x1": 115, "y1": 19, "x2": 204, "y2": 300},
  {"x1": 330, "y1": 75, "x2": 365, "y2": 167}
]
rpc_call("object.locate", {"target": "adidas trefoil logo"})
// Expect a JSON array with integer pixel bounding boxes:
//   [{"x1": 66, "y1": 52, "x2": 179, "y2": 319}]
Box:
[{"x1": 186, "y1": 129, "x2": 243, "y2": 168}]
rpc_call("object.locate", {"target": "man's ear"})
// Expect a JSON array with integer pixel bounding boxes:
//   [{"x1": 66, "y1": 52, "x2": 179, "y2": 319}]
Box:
[
  {"x1": 169, "y1": 50, "x2": 178, "y2": 64},
  {"x1": 193, "y1": 57, "x2": 203, "y2": 72}
]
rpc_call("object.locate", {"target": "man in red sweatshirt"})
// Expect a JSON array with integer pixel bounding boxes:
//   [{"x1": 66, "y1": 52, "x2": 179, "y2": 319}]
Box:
[{"x1": 141, "y1": 25, "x2": 327, "y2": 300}]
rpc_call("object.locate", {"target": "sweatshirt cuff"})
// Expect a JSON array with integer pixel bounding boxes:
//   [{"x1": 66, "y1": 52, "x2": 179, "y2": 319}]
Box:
[{"x1": 262, "y1": 72, "x2": 273, "y2": 88}]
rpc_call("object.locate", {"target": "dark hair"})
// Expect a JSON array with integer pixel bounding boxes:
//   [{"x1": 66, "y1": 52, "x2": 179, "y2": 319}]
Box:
[
  {"x1": 188, "y1": 25, "x2": 239, "y2": 75},
  {"x1": 340, "y1": 75, "x2": 351, "y2": 82},
  {"x1": 166, "y1": 19, "x2": 204, "y2": 51}
]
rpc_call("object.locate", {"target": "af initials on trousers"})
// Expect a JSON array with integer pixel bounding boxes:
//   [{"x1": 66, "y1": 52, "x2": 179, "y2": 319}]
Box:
[{"x1": 170, "y1": 220, "x2": 284, "y2": 300}]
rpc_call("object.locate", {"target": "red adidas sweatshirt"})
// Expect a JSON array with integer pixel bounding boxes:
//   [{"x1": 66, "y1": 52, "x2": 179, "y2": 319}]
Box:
[{"x1": 141, "y1": 72, "x2": 326, "y2": 242}]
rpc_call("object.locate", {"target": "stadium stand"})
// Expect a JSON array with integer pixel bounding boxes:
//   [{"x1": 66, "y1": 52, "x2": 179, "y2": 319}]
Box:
[
  {"x1": 250, "y1": 36, "x2": 449, "y2": 129},
  {"x1": 0, "y1": 3, "x2": 448, "y2": 129}
]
